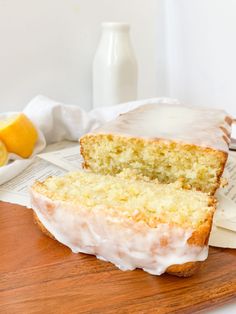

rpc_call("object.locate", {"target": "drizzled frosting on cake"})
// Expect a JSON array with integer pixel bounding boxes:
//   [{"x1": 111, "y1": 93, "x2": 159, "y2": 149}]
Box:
[
  {"x1": 31, "y1": 190, "x2": 208, "y2": 276},
  {"x1": 92, "y1": 103, "x2": 232, "y2": 152}
]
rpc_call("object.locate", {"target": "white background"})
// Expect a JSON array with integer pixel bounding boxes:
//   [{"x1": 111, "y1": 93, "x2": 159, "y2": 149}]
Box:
[
  {"x1": 0, "y1": 0, "x2": 159, "y2": 112},
  {"x1": 164, "y1": 0, "x2": 236, "y2": 116},
  {"x1": 0, "y1": 0, "x2": 235, "y2": 118}
]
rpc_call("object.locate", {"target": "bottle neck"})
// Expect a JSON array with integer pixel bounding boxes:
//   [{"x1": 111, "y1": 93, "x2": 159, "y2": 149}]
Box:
[
  {"x1": 101, "y1": 23, "x2": 130, "y2": 40},
  {"x1": 95, "y1": 22, "x2": 136, "y2": 61},
  {"x1": 102, "y1": 22, "x2": 130, "y2": 32}
]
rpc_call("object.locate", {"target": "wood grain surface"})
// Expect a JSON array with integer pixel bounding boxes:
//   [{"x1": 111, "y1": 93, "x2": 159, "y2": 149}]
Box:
[{"x1": 0, "y1": 201, "x2": 236, "y2": 314}]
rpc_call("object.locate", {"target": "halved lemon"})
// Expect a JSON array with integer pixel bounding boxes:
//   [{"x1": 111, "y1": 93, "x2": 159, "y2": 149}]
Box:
[
  {"x1": 0, "y1": 140, "x2": 8, "y2": 166},
  {"x1": 0, "y1": 113, "x2": 38, "y2": 158}
]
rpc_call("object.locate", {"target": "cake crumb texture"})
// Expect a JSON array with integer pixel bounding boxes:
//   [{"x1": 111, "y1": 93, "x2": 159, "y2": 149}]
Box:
[
  {"x1": 32, "y1": 171, "x2": 215, "y2": 230},
  {"x1": 80, "y1": 134, "x2": 227, "y2": 194}
]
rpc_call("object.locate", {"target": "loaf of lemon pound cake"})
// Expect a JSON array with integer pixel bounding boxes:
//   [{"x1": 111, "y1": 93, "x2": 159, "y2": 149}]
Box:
[
  {"x1": 80, "y1": 103, "x2": 232, "y2": 195},
  {"x1": 30, "y1": 171, "x2": 216, "y2": 277}
]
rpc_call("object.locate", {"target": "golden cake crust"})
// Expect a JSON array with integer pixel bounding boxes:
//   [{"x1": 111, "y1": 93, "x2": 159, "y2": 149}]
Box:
[
  {"x1": 32, "y1": 190, "x2": 215, "y2": 278},
  {"x1": 32, "y1": 212, "x2": 203, "y2": 277},
  {"x1": 86, "y1": 103, "x2": 233, "y2": 152},
  {"x1": 30, "y1": 168, "x2": 216, "y2": 278},
  {"x1": 80, "y1": 103, "x2": 232, "y2": 195}
]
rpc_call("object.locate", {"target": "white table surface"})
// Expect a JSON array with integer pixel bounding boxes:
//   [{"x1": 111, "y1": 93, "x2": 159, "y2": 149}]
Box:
[{"x1": 209, "y1": 302, "x2": 236, "y2": 314}]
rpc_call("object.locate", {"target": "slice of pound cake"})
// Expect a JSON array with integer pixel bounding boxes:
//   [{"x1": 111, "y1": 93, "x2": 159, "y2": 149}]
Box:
[
  {"x1": 30, "y1": 171, "x2": 216, "y2": 277},
  {"x1": 80, "y1": 103, "x2": 232, "y2": 194}
]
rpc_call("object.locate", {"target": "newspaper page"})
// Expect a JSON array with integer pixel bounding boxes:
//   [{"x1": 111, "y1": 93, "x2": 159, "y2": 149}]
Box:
[
  {"x1": 208, "y1": 152, "x2": 236, "y2": 247},
  {"x1": 212, "y1": 153, "x2": 236, "y2": 236},
  {"x1": 38, "y1": 145, "x2": 83, "y2": 172},
  {"x1": 0, "y1": 141, "x2": 79, "y2": 207},
  {"x1": 220, "y1": 153, "x2": 236, "y2": 204},
  {"x1": 0, "y1": 158, "x2": 67, "y2": 207}
]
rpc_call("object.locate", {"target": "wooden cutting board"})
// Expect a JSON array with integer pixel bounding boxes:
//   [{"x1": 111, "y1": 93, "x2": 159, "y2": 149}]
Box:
[{"x1": 1, "y1": 202, "x2": 236, "y2": 314}]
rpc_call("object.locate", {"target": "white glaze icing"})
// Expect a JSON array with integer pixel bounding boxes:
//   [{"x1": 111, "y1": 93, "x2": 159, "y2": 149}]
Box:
[
  {"x1": 91, "y1": 103, "x2": 232, "y2": 152},
  {"x1": 30, "y1": 189, "x2": 208, "y2": 276}
]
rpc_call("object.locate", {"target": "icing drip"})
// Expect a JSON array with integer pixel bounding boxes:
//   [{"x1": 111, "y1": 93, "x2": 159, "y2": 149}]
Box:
[
  {"x1": 31, "y1": 191, "x2": 208, "y2": 276},
  {"x1": 92, "y1": 103, "x2": 232, "y2": 152}
]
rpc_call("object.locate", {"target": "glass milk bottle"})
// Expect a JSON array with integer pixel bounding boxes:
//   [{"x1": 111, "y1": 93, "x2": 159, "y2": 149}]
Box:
[{"x1": 93, "y1": 22, "x2": 138, "y2": 108}]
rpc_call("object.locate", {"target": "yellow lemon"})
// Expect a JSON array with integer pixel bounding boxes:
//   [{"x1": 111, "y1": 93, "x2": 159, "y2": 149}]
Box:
[
  {"x1": 0, "y1": 140, "x2": 8, "y2": 166},
  {"x1": 0, "y1": 113, "x2": 38, "y2": 158}
]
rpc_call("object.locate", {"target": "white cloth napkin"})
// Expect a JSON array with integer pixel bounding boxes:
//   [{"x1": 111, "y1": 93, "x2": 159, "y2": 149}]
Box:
[{"x1": 0, "y1": 95, "x2": 179, "y2": 185}]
